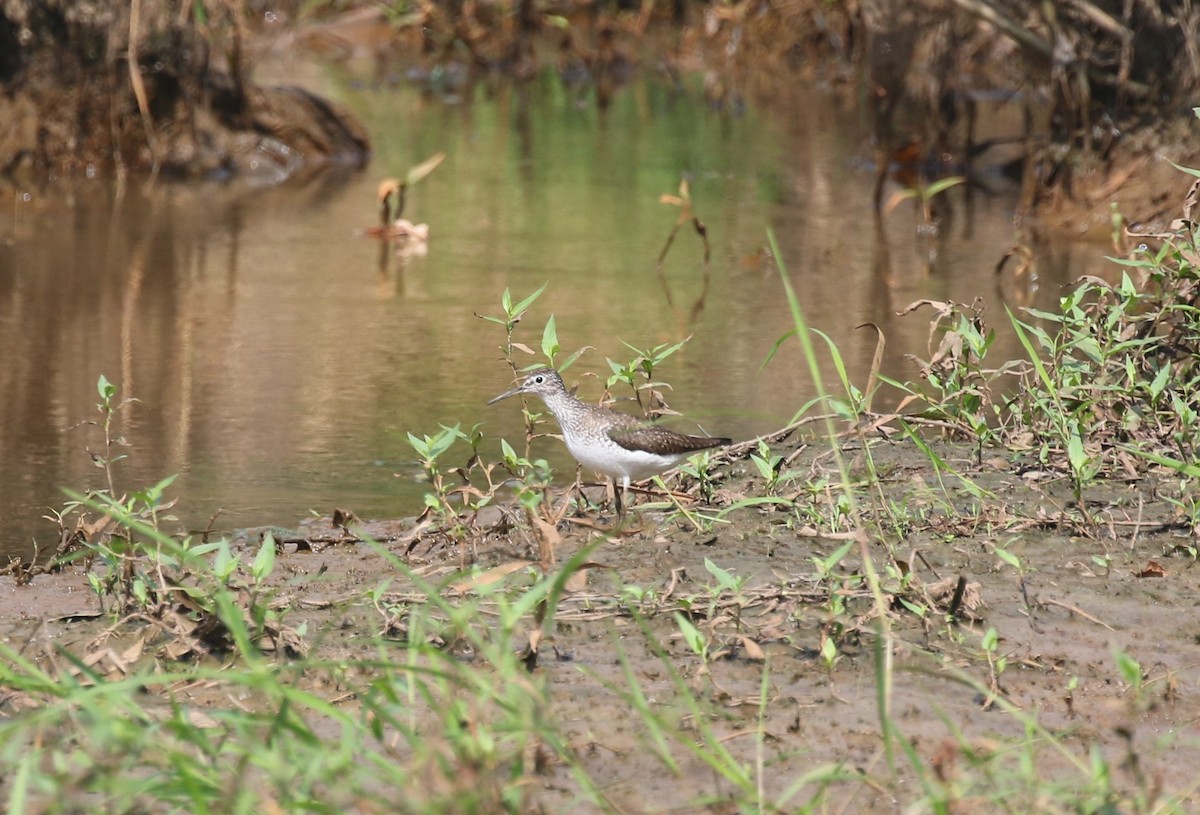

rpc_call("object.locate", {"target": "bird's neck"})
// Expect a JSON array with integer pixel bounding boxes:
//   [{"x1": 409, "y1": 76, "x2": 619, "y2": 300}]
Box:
[{"x1": 540, "y1": 389, "x2": 581, "y2": 421}]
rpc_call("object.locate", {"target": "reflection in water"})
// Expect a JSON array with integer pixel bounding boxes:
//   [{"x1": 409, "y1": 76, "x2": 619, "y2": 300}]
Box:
[
  {"x1": 654, "y1": 178, "x2": 712, "y2": 332},
  {"x1": 0, "y1": 66, "x2": 1115, "y2": 559}
]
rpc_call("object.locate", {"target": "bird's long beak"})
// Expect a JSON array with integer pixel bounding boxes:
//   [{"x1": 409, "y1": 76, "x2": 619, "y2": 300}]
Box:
[{"x1": 487, "y1": 383, "x2": 525, "y2": 405}]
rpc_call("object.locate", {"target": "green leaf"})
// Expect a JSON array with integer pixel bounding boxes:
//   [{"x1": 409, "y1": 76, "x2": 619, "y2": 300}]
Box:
[
  {"x1": 8, "y1": 746, "x2": 33, "y2": 814},
  {"x1": 704, "y1": 558, "x2": 739, "y2": 591},
  {"x1": 1118, "y1": 271, "x2": 1137, "y2": 298},
  {"x1": 1113, "y1": 648, "x2": 1143, "y2": 686},
  {"x1": 1148, "y1": 365, "x2": 1170, "y2": 401},
  {"x1": 750, "y1": 454, "x2": 774, "y2": 480},
  {"x1": 674, "y1": 612, "x2": 706, "y2": 656},
  {"x1": 500, "y1": 438, "x2": 518, "y2": 463},
  {"x1": 819, "y1": 539, "x2": 855, "y2": 575},
  {"x1": 646, "y1": 336, "x2": 690, "y2": 365},
  {"x1": 510, "y1": 282, "x2": 548, "y2": 320},
  {"x1": 1165, "y1": 158, "x2": 1200, "y2": 179},
  {"x1": 213, "y1": 541, "x2": 237, "y2": 581},
  {"x1": 1072, "y1": 336, "x2": 1103, "y2": 364},
  {"x1": 406, "y1": 432, "x2": 429, "y2": 458},
  {"x1": 1067, "y1": 429, "x2": 1089, "y2": 474},
  {"x1": 1021, "y1": 307, "x2": 1063, "y2": 323},
  {"x1": 1007, "y1": 308, "x2": 1059, "y2": 398},
  {"x1": 139, "y1": 474, "x2": 179, "y2": 507},
  {"x1": 428, "y1": 425, "x2": 460, "y2": 459},
  {"x1": 132, "y1": 578, "x2": 148, "y2": 606},
  {"x1": 759, "y1": 328, "x2": 798, "y2": 371},
  {"x1": 557, "y1": 345, "x2": 590, "y2": 373},
  {"x1": 813, "y1": 329, "x2": 854, "y2": 404},
  {"x1": 541, "y1": 314, "x2": 559, "y2": 361},
  {"x1": 923, "y1": 175, "x2": 965, "y2": 198},
  {"x1": 994, "y1": 547, "x2": 1021, "y2": 569},
  {"x1": 820, "y1": 637, "x2": 838, "y2": 665},
  {"x1": 253, "y1": 534, "x2": 277, "y2": 581},
  {"x1": 1120, "y1": 445, "x2": 1200, "y2": 478}
]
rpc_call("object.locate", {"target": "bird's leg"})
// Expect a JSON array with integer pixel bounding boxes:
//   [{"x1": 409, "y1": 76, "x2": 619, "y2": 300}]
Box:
[
  {"x1": 571, "y1": 464, "x2": 587, "y2": 514},
  {"x1": 616, "y1": 476, "x2": 633, "y2": 519},
  {"x1": 612, "y1": 479, "x2": 646, "y2": 534}
]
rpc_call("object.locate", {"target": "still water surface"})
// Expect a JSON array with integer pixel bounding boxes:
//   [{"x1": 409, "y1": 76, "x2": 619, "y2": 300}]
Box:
[{"x1": 0, "y1": 57, "x2": 1111, "y2": 557}]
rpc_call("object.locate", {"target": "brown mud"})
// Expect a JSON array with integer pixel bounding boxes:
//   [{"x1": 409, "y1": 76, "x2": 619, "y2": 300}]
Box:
[{"x1": 5, "y1": 438, "x2": 1198, "y2": 810}]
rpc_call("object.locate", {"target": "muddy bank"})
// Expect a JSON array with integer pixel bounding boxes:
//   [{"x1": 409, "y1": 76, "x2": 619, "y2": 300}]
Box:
[
  {"x1": 0, "y1": 0, "x2": 369, "y2": 180},
  {"x1": 6, "y1": 0, "x2": 1200, "y2": 214},
  {"x1": 3, "y1": 437, "x2": 1198, "y2": 810}
]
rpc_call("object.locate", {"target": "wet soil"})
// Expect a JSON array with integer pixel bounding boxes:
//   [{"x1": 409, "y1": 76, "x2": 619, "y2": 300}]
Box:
[{"x1": 4, "y1": 438, "x2": 1198, "y2": 810}]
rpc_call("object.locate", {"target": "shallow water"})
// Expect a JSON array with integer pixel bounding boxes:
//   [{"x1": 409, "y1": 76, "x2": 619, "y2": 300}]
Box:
[{"x1": 0, "y1": 54, "x2": 1113, "y2": 557}]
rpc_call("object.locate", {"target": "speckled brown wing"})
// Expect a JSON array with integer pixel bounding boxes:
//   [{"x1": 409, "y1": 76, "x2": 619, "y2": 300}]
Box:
[{"x1": 606, "y1": 424, "x2": 730, "y2": 456}]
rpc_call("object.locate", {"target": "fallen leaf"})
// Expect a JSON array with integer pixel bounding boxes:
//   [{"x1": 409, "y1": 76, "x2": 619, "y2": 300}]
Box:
[
  {"x1": 563, "y1": 568, "x2": 589, "y2": 593},
  {"x1": 120, "y1": 637, "x2": 145, "y2": 664},
  {"x1": 1136, "y1": 561, "x2": 1167, "y2": 578},
  {"x1": 532, "y1": 514, "x2": 560, "y2": 569},
  {"x1": 451, "y1": 561, "x2": 534, "y2": 594},
  {"x1": 405, "y1": 151, "x2": 446, "y2": 185},
  {"x1": 738, "y1": 636, "x2": 765, "y2": 661}
]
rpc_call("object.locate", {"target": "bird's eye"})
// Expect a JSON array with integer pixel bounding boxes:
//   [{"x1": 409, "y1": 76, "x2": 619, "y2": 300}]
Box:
[{"x1": 533, "y1": 375, "x2": 544, "y2": 383}]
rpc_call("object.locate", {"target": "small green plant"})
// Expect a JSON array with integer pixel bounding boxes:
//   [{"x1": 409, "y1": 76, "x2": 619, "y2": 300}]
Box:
[
  {"x1": 605, "y1": 337, "x2": 690, "y2": 418},
  {"x1": 991, "y1": 538, "x2": 1023, "y2": 574},
  {"x1": 89, "y1": 373, "x2": 137, "y2": 498},
  {"x1": 477, "y1": 284, "x2": 547, "y2": 372},
  {"x1": 674, "y1": 612, "x2": 711, "y2": 669},
  {"x1": 1113, "y1": 647, "x2": 1145, "y2": 702},
  {"x1": 676, "y1": 448, "x2": 722, "y2": 503},
  {"x1": 819, "y1": 634, "x2": 839, "y2": 672},
  {"x1": 1160, "y1": 479, "x2": 1200, "y2": 535},
  {"x1": 68, "y1": 473, "x2": 181, "y2": 610},
  {"x1": 479, "y1": 285, "x2": 589, "y2": 463},
  {"x1": 749, "y1": 439, "x2": 786, "y2": 494},
  {"x1": 980, "y1": 626, "x2": 1007, "y2": 707},
  {"x1": 703, "y1": 557, "x2": 748, "y2": 629},
  {"x1": 883, "y1": 300, "x2": 1004, "y2": 464},
  {"x1": 884, "y1": 175, "x2": 965, "y2": 229},
  {"x1": 407, "y1": 423, "x2": 477, "y2": 553},
  {"x1": 73, "y1": 491, "x2": 297, "y2": 657},
  {"x1": 498, "y1": 438, "x2": 554, "y2": 513},
  {"x1": 375, "y1": 151, "x2": 445, "y2": 227},
  {"x1": 620, "y1": 582, "x2": 656, "y2": 606},
  {"x1": 1007, "y1": 306, "x2": 1105, "y2": 509},
  {"x1": 810, "y1": 539, "x2": 858, "y2": 656},
  {"x1": 47, "y1": 375, "x2": 222, "y2": 614},
  {"x1": 66, "y1": 376, "x2": 178, "y2": 535}
]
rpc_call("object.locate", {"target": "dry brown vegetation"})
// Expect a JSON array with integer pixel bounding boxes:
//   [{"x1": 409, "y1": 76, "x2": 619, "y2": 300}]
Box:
[{"x1": 4, "y1": 0, "x2": 1200, "y2": 212}]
